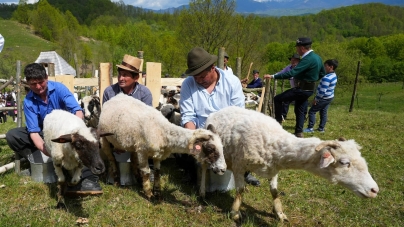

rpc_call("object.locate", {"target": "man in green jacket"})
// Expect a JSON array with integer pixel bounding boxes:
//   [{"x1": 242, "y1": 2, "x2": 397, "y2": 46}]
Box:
[{"x1": 264, "y1": 37, "x2": 325, "y2": 138}]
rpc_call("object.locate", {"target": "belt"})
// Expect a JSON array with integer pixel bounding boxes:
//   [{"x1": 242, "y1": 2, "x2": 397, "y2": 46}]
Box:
[{"x1": 296, "y1": 80, "x2": 316, "y2": 91}]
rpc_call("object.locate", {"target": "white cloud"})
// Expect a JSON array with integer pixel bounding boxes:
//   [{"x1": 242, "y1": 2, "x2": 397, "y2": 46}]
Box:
[
  {"x1": 112, "y1": 0, "x2": 189, "y2": 10},
  {"x1": 0, "y1": 0, "x2": 187, "y2": 10},
  {"x1": 0, "y1": 0, "x2": 38, "y2": 4}
]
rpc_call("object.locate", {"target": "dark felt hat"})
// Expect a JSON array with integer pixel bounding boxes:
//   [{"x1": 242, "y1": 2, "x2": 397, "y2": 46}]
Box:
[
  {"x1": 116, "y1": 54, "x2": 142, "y2": 73},
  {"x1": 252, "y1": 69, "x2": 259, "y2": 74},
  {"x1": 288, "y1": 53, "x2": 301, "y2": 60},
  {"x1": 224, "y1": 51, "x2": 229, "y2": 59},
  {"x1": 295, "y1": 37, "x2": 312, "y2": 46},
  {"x1": 185, "y1": 47, "x2": 218, "y2": 76}
]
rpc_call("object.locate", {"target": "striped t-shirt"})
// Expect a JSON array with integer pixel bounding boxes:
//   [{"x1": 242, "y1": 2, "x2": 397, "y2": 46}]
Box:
[{"x1": 315, "y1": 72, "x2": 337, "y2": 100}]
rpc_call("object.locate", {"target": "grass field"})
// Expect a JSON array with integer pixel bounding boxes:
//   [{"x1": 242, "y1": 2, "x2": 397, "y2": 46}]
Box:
[{"x1": 0, "y1": 83, "x2": 403, "y2": 226}]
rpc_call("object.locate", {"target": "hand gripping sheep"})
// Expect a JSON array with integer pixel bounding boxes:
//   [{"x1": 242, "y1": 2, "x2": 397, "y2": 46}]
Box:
[
  {"x1": 98, "y1": 93, "x2": 226, "y2": 199},
  {"x1": 202, "y1": 106, "x2": 379, "y2": 222},
  {"x1": 44, "y1": 110, "x2": 112, "y2": 208}
]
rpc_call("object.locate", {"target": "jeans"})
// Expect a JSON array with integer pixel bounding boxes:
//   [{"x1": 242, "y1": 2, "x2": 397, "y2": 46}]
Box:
[
  {"x1": 307, "y1": 98, "x2": 333, "y2": 130},
  {"x1": 274, "y1": 88, "x2": 313, "y2": 134}
]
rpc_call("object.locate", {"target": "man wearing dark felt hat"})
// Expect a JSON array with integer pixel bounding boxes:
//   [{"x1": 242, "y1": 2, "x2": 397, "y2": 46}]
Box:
[
  {"x1": 178, "y1": 47, "x2": 261, "y2": 186},
  {"x1": 264, "y1": 37, "x2": 325, "y2": 138}
]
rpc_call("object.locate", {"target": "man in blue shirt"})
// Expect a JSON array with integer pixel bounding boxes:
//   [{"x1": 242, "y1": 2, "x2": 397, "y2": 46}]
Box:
[
  {"x1": 6, "y1": 63, "x2": 102, "y2": 196},
  {"x1": 179, "y1": 47, "x2": 260, "y2": 186},
  {"x1": 241, "y1": 70, "x2": 263, "y2": 88}
]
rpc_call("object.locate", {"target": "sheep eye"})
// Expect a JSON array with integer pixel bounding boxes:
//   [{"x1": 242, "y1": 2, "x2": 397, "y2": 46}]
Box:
[
  {"x1": 339, "y1": 159, "x2": 350, "y2": 167},
  {"x1": 73, "y1": 141, "x2": 83, "y2": 149}
]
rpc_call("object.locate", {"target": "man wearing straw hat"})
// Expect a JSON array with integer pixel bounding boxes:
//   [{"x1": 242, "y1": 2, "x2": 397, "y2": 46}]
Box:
[
  {"x1": 178, "y1": 47, "x2": 260, "y2": 186},
  {"x1": 103, "y1": 54, "x2": 152, "y2": 105},
  {"x1": 102, "y1": 54, "x2": 154, "y2": 181}
]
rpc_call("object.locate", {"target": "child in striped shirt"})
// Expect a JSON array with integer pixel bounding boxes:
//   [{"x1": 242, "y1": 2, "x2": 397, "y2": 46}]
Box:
[{"x1": 303, "y1": 59, "x2": 338, "y2": 133}]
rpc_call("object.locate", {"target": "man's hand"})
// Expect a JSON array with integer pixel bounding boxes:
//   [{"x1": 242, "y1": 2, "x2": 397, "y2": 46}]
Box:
[
  {"x1": 41, "y1": 146, "x2": 50, "y2": 157},
  {"x1": 312, "y1": 100, "x2": 317, "y2": 106},
  {"x1": 264, "y1": 74, "x2": 273, "y2": 79}
]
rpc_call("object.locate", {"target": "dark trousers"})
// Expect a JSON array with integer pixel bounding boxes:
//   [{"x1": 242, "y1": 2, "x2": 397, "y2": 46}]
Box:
[
  {"x1": 307, "y1": 98, "x2": 333, "y2": 130},
  {"x1": 274, "y1": 88, "x2": 313, "y2": 134},
  {"x1": 0, "y1": 112, "x2": 6, "y2": 123},
  {"x1": 6, "y1": 127, "x2": 95, "y2": 180}
]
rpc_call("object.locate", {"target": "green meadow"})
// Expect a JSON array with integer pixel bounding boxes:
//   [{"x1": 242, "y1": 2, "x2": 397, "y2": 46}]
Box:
[{"x1": 0, "y1": 82, "x2": 403, "y2": 226}]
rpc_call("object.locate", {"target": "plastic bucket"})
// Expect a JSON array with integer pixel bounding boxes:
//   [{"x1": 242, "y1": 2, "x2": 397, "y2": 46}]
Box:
[
  {"x1": 197, "y1": 165, "x2": 235, "y2": 192},
  {"x1": 27, "y1": 150, "x2": 57, "y2": 183},
  {"x1": 107, "y1": 152, "x2": 137, "y2": 186}
]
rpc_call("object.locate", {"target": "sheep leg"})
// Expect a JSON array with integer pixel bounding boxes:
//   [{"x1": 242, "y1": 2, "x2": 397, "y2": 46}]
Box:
[
  {"x1": 132, "y1": 152, "x2": 153, "y2": 199},
  {"x1": 270, "y1": 174, "x2": 288, "y2": 222},
  {"x1": 56, "y1": 181, "x2": 67, "y2": 209},
  {"x1": 199, "y1": 162, "x2": 207, "y2": 198},
  {"x1": 230, "y1": 173, "x2": 246, "y2": 221},
  {"x1": 130, "y1": 152, "x2": 142, "y2": 184},
  {"x1": 101, "y1": 137, "x2": 120, "y2": 186},
  {"x1": 69, "y1": 165, "x2": 83, "y2": 186},
  {"x1": 152, "y1": 159, "x2": 161, "y2": 199}
]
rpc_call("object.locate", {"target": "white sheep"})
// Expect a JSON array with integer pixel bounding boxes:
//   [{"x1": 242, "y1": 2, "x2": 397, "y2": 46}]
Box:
[
  {"x1": 98, "y1": 93, "x2": 226, "y2": 199},
  {"x1": 43, "y1": 109, "x2": 111, "y2": 208},
  {"x1": 202, "y1": 106, "x2": 379, "y2": 222},
  {"x1": 80, "y1": 95, "x2": 101, "y2": 128}
]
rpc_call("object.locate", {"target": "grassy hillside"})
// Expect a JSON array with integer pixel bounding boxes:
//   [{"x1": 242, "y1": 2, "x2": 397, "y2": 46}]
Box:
[{"x1": 0, "y1": 20, "x2": 57, "y2": 79}]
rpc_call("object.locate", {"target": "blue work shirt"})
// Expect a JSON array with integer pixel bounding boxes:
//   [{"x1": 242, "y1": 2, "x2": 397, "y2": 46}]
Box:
[
  {"x1": 24, "y1": 80, "x2": 82, "y2": 133},
  {"x1": 180, "y1": 67, "x2": 245, "y2": 129}
]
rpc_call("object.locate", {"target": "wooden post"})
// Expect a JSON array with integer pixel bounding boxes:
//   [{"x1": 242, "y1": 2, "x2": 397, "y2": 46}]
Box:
[
  {"x1": 349, "y1": 61, "x2": 361, "y2": 112},
  {"x1": 146, "y1": 62, "x2": 162, "y2": 108},
  {"x1": 218, "y1": 47, "x2": 225, "y2": 70},
  {"x1": 15, "y1": 60, "x2": 21, "y2": 174},
  {"x1": 138, "y1": 51, "x2": 144, "y2": 85},
  {"x1": 236, "y1": 57, "x2": 242, "y2": 79},
  {"x1": 48, "y1": 63, "x2": 55, "y2": 77},
  {"x1": 272, "y1": 80, "x2": 277, "y2": 117},
  {"x1": 74, "y1": 53, "x2": 79, "y2": 78},
  {"x1": 99, "y1": 63, "x2": 112, "y2": 106},
  {"x1": 262, "y1": 78, "x2": 271, "y2": 115}
]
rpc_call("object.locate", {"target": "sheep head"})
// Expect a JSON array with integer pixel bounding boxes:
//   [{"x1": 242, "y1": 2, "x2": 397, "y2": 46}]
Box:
[
  {"x1": 50, "y1": 129, "x2": 112, "y2": 175},
  {"x1": 188, "y1": 124, "x2": 226, "y2": 175},
  {"x1": 314, "y1": 139, "x2": 379, "y2": 199}
]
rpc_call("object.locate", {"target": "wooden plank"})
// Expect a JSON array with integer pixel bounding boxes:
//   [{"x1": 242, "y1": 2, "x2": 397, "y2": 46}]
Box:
[
  {"x1": 161, "y1": 78, "x2": 185, "y2": 87},
  {"x1": 48, "y1": 76, "x2": 56, "y2": 81},
  {"x1": 55, "y1": 75, "x2": 74, "y2": 93},
  {"x1": 99, "y1": 63, "x2": 112, "y2": 106},
  {"x1": 73, "y1": 78, "x2": 98, "y2": 87},
  {"x1": 257, "y1": 87, "x2": 265, "y2": 112},
  {"x1": 146, "y1": 62, "x2": 162, "y2": 108}
]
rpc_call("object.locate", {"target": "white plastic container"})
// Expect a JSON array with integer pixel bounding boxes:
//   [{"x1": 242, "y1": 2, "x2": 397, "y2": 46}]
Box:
[
  {"x1": 197, "y1": 165, "x2": 235, "y2": 192},
  {"x1": 27, "y1": 150, "x2": 57, "y2": 183},
  {"x1": 107, "y1": 152, "x2": 137, "y2": 186}
]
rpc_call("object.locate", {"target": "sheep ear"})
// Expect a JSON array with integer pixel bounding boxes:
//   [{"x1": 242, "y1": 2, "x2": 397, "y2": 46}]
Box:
[
  {"x1": 315, "y1": 141, "x2": 340, "y2": 152},
  {"x1": 206, "y1": 124, "x2": 217, "y2": 134},
  {"x1": 320, "y1": 151, "x2": 335, "y2": 168},
  {"x1": 51, "y1": 134, "x2": 73, "y2": 143},
  {"x1": 189, "y1": 142, "x2": 202, "y2": 156},
  {"x1": 100, "y1": 132, "x2": 114, "y2": 137}
]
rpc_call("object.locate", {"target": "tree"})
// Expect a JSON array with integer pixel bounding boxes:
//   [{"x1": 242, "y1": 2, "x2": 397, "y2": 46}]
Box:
[
  {"x1": 12, "y1": 0, "x2": 31, "y2": 24},
  {"x1": 177, "y1": 0, "x2": 236, "y2": 54}
]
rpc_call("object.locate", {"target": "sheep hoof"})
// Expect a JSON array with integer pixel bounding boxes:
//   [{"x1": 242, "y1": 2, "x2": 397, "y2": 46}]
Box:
[
  {"x1": 56, "y1": 197, "x2": 67, "y2": 210},
  {"x1": 230, "y1": 210, "x2": 241, "y2": 221}
]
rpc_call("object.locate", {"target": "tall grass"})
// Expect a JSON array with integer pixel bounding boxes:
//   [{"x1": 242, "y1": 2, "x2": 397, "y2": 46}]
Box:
[{"x1": 0, "y1": 83, "x2": 403, "y2": 226}]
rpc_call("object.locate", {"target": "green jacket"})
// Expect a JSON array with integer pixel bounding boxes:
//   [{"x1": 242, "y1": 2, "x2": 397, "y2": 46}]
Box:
[{"x1": 274, "y1": 51, "x2": 325, "y2": 82}]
